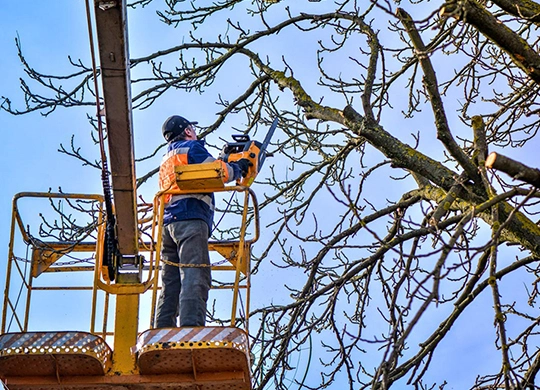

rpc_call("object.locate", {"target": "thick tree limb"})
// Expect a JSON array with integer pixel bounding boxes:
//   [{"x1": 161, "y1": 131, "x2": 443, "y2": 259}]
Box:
[
  {"x1": 522, "y1": 350, "x2": 540, "y2": 389},
  {"x1": 491, "y1": 0, "x2": 540, "y2": 23},
  {"x1": 342, "y1": 105, "x2": 540, "y2": 255},
  {"x1": 486, "y1": 152, "x2": 540, "y2": 188},
  {"x1": 441, "y1": 0, "x2": 540, "y2": 83},
  {"x1": 250, "y1": 53, "x2": 344, "y2": 122},
  {"x1": 397, "y1": 8, "x2": 482, "y2": 186},
  {"x1": 429, "y1": 174, "x2": 466, "y2": 226},
  {"x1": 342, "y1": 105, "x2": 458, "y2": 190},
  {"x1": 472, "y1": 115, "x2": 488, "y2": 166}
]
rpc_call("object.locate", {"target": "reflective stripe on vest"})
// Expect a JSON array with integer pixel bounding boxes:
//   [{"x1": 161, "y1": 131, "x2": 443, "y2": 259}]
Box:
[
  {"x1": 169, "y1": 193, "x2": 214, "y2": 210},
  {"x1": 159, "y1": 147, "x2": 233, "y2": 205},
  {"x1": 159, "y1": 149, "x2": 188, "y2": 205}
]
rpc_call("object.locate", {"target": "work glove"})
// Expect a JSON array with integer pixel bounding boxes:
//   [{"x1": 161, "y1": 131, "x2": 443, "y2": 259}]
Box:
[{"x1": 235, "y1": 158, "x2": 252, "y2": 177}]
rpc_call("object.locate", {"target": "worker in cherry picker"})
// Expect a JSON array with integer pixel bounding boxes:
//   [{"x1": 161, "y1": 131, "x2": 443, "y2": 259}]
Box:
[{"x1": 156, "y1": 115, "x2": 251, "y2": 328}]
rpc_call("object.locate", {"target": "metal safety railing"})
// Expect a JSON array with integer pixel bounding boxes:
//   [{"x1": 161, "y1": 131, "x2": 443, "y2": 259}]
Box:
[
  {"x1": 2, "y1": 186, "x2": 259, "y2": 338},
  {"x1": 1, "y1": 192, "x2": 107, "y2": 336},
  {"x1": 150, "y1": 184, "x2": 260, "y2": 329},
  {"x1": 0, "y1": 186, "x2": 258, "y2": 386}
]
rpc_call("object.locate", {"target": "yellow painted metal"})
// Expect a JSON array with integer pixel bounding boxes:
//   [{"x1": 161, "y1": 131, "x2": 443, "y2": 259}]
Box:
[
  {"x1": 1, "y1": 198, "x2": 17, "y2": 333},
  {"x1": 100, "y1": 292, "x2": 112, "y2": 340},
  {"x1": 112, "y1": 293, "x2": 139, "y2": 374},
  {"x1": 1, "y1": 185, "x2": 259, "y2": 386},
  {"x1": 151, "y1": 185, "x2": 259, "y2": 327},
  {"x1": 94, "y1": 225, "x2": 155, "y2": 295},
  {"x1": 42, "y1": 265, "x2": 95, "y2": 272},
  {"x1": 96, "y1": 277, "x2": 153, "y2": 295},
  {"x1": 31, "y1": 286, "x2": 94, "y2": 291},
  {"x1": 231, "y1": 192, "x2": 251, "y2": 326},
  {"x1": 23, "y1": 250, "x2": 33, "y2": 332},
  {"x1": 2, "y1": 192, "x2": 106, "y2": 334},
  {"x1": 31, "y1": 242, "x2": 97, "y2": 277},
  {"x1": 209, "y1": 242, "x2": 249, "y2": 276},
  {"x1": 1, "y1": 371, "x2": 247, "y2": 389},
  {"x1": 245, "y1": 265, "x2": 252, "y2": 332},
  {"x1": 0, "y1": 331, "x2": 113, "y2": 377},
  {"x1": 31, "y1": 250, "x2": 63, "y2": 277},
  {"x1": 135, "y1": 327, "x2": 251, "y2": 389},
  {"x1": 175, "y1": 161, "x2": 227, "y2": 191},
  {"x1": 149, "y1": 194, "x2": 165, "y2": 327}
]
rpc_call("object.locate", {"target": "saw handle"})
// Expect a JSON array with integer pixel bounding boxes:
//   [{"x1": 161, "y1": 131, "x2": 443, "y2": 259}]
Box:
[
  {"x1": 224, "y1": 141, "x2": 262, "y2": 186},
  {"x1": 220, "y1": 117, "x2": 278, "y2": 186}
]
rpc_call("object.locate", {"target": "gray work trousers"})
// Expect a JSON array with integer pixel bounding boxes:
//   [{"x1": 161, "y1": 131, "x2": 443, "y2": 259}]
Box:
[{"x1": 155, "y1": 219, "x2": 211, "y2": 328}]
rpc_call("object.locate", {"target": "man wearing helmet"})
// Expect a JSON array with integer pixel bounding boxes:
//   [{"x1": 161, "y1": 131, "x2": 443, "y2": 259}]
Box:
[{"x1": 156, "y1": 115, "x2": 250, "y2": 328}]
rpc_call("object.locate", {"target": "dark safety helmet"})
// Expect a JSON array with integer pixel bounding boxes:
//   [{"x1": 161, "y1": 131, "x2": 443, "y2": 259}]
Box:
[{"x1": 162, "y1": 115, "x2": 198, "y2": 142}]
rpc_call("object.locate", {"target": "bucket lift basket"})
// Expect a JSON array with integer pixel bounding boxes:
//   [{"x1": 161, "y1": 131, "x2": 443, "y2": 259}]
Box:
[{"x1": 0, "y1": 179, "x2": 258, "y2": 389}]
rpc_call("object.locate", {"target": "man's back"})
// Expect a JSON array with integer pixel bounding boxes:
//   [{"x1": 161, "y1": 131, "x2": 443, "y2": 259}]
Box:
[{"x1": 159, "y1": 139, "x2": 216, "y2": 231}]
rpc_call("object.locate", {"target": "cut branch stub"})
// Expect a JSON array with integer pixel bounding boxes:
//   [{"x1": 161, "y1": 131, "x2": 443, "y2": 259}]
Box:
[
  {"x1": 440, "y1": 0, "x2": 540, "y2": 83},
  {"x1": 486, "y1": 152, "x2": 540, "y2": 188}
]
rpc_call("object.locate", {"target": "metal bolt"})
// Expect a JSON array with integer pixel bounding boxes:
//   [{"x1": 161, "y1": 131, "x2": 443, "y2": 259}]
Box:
[{"x1": 98, "y1": 1, "x2": 117, "y2": 11}]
